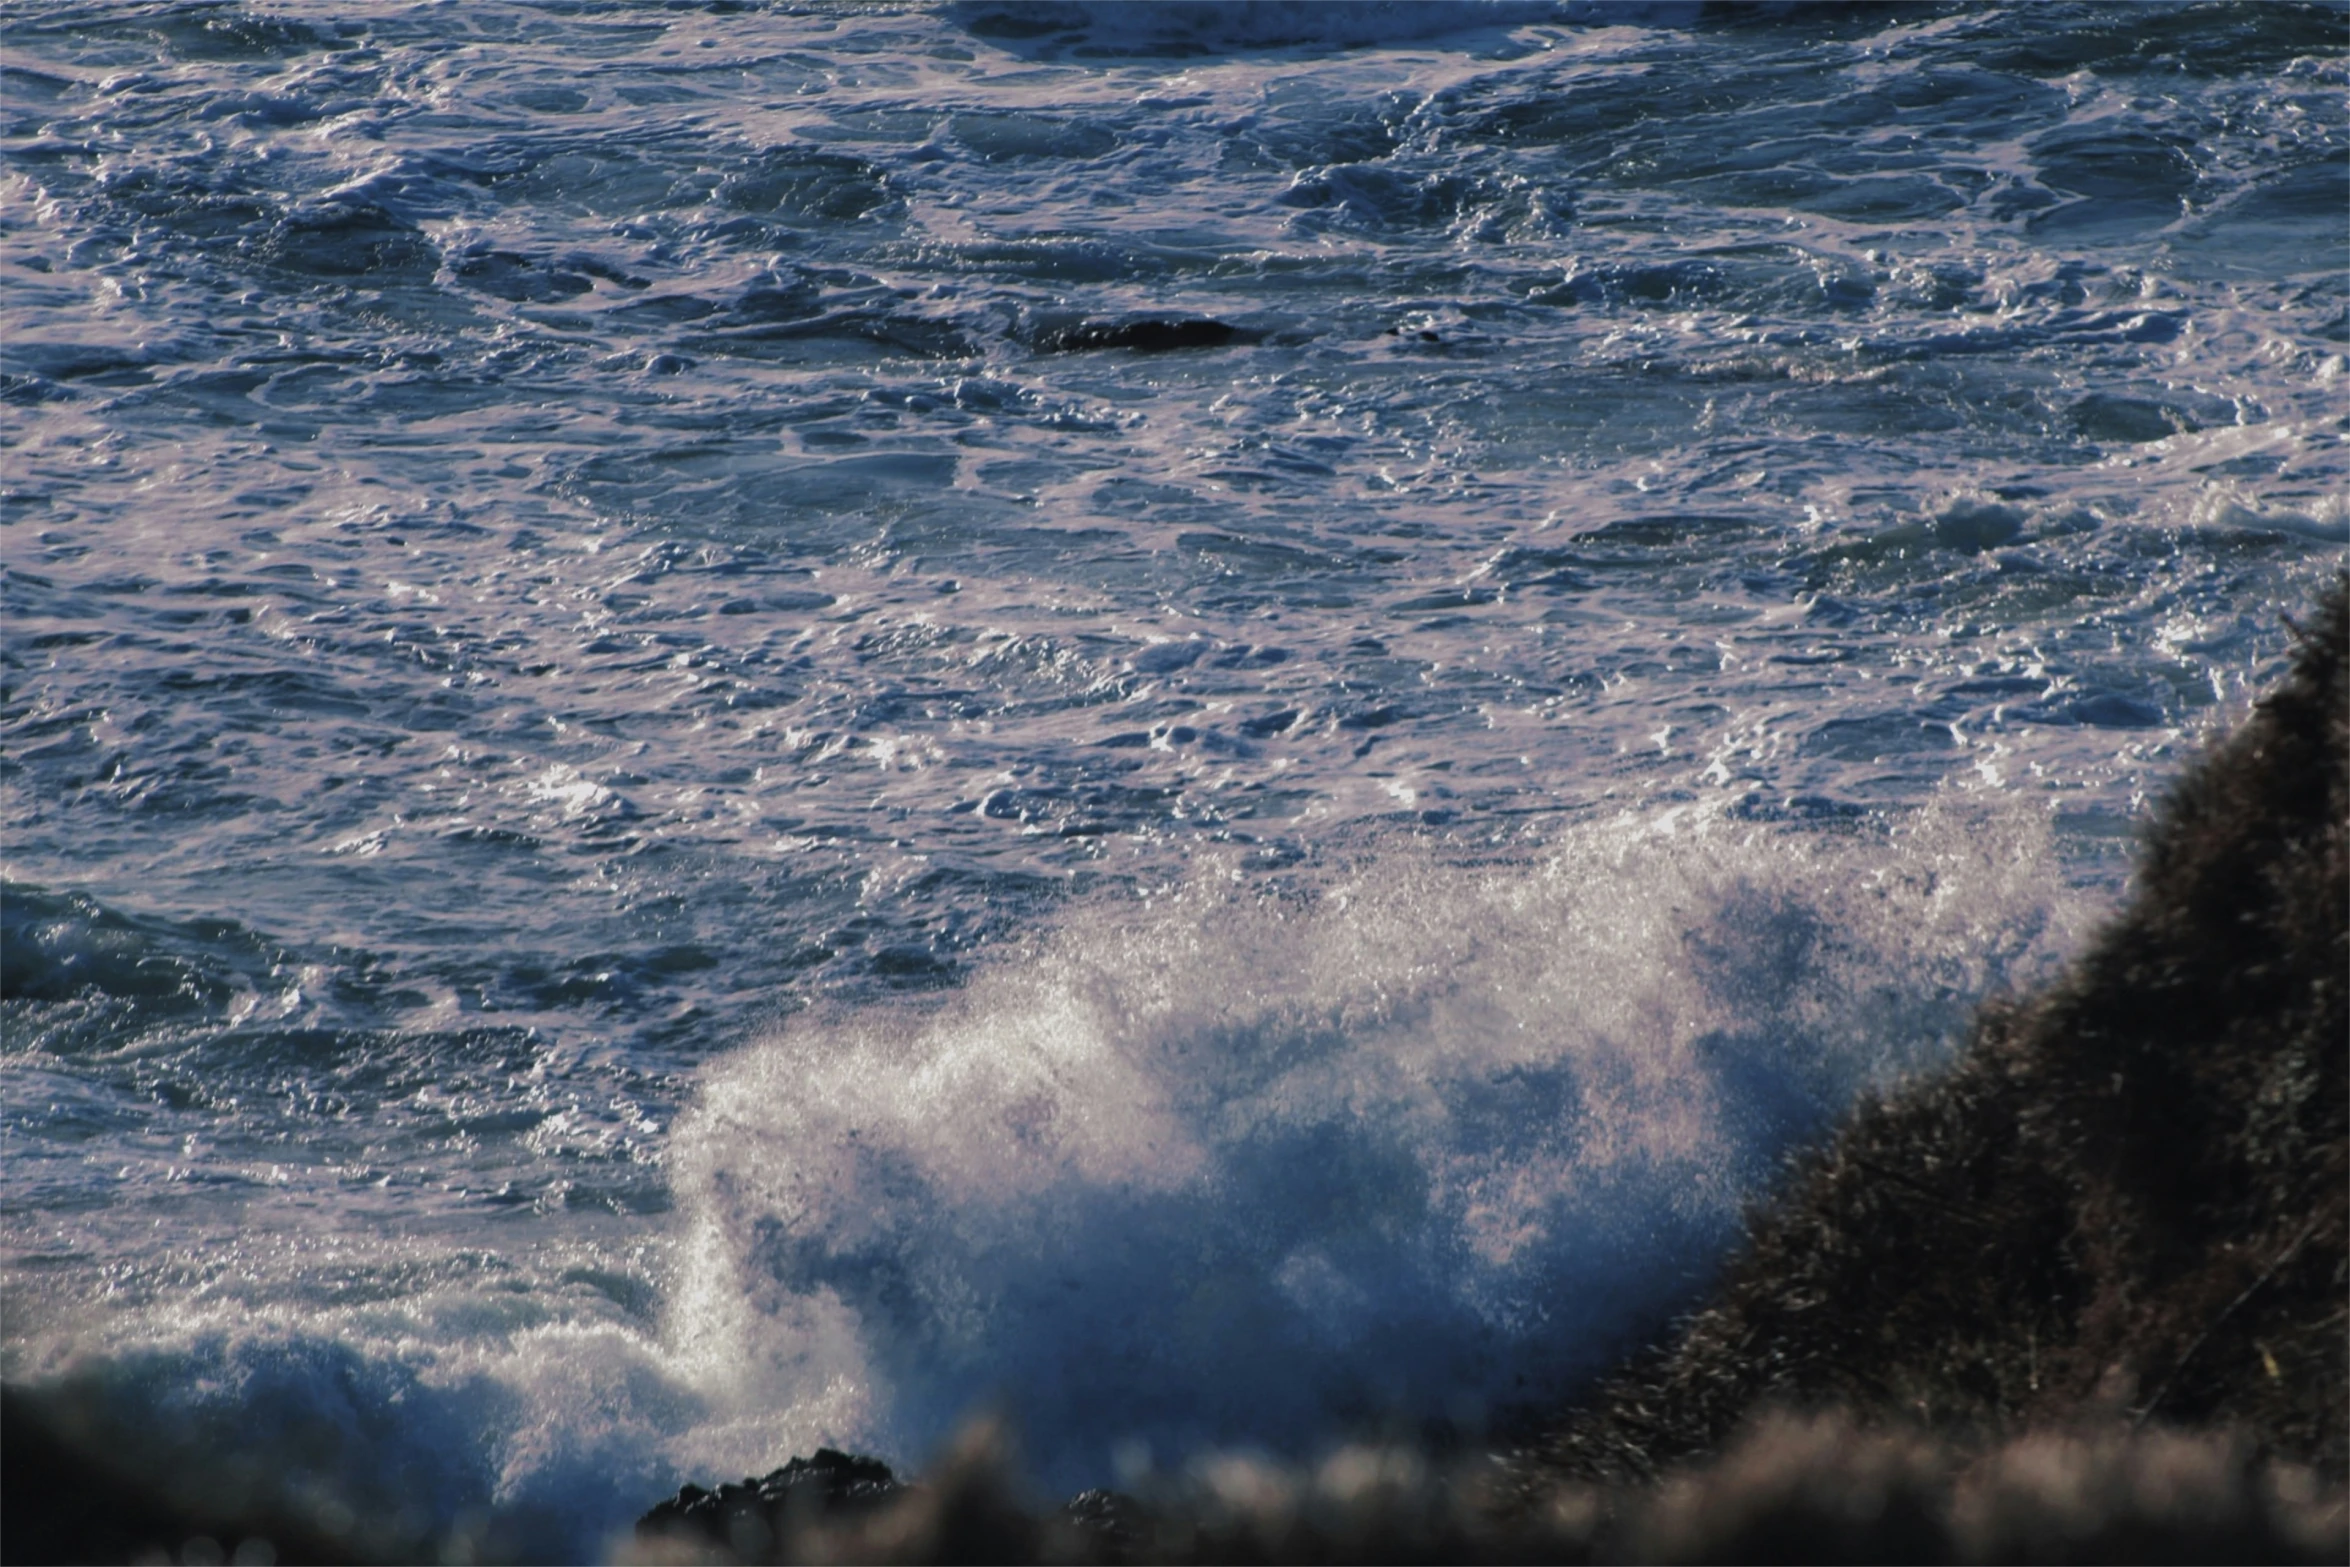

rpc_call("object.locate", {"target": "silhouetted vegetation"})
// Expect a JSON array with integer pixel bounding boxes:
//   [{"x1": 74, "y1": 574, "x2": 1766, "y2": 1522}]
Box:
[{"x1": 1526, "y1": 580, "x2": 2346, "y2": 1492}]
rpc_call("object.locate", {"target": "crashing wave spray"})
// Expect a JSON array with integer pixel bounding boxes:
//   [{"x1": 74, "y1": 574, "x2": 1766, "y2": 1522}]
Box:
[
  {"x1": 0, "y1": 804, "x2": 2087, "y2": 1558},
  {"x1": 665, "y1": 802, "x2": 2088, "y2": 1494}
]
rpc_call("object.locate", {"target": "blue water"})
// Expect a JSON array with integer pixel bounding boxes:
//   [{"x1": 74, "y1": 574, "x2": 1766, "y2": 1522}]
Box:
[{"x1": 3, "y1": 1, "x2": 2343, "y2": 1556}]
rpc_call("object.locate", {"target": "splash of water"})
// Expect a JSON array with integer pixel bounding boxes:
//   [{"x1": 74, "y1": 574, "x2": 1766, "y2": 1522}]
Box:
[
  {"x1": 5, "y1": 803, "x2": 2086, "y2": 1556},
  {"x1": 665, "y1": 801, "x2": 2086, "y2": 1494}
]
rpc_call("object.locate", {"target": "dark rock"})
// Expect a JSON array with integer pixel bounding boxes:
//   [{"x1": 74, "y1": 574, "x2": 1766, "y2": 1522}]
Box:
[
  {"x1": 1035, "y1": 319, "x2": 1257, "y2": 353},
  {"x1": 637, "y1": 1446, "x2": 904, "y2": 1561},
  {"x1": 2070, "y1": 391, "x2": 2200, "y2": 443},
  {"x1": 1057, "y1": 1488, "x2": 1148, "y2": 1560}
]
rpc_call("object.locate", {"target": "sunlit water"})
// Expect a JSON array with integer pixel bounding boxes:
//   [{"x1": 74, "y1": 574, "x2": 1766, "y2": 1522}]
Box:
[{"x1": 3, "y1": 1, "x2": 2343, "y2": 1556}]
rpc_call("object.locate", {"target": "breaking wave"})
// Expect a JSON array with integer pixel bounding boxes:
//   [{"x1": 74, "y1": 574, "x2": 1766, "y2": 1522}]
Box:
[
  {"x1": 663, "y1": 802, "x2": 2087, "y2": 1496},
  {"x1": 4, "y1": 804, "x2": 2089, "y2": 1556}
]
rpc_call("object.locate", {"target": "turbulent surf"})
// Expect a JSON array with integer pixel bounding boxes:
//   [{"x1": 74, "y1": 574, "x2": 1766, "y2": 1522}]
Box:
[{"x1": 2, "y1": 1, "x2": 2343, "y2": 1558}]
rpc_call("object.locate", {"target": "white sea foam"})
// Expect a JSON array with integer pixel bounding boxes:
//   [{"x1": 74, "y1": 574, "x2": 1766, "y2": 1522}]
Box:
[
  {"x1": 10, "y1": 1290, "x2": 702, "y2": 1563},
  {"x1": 8, "y1": 804, "x2": 2087, "y2": 1555},
  {"x1": 5, "y1": 1, "x2": 2338, "y2": 1556},
  {"x1": 663, "y1": 800, "x2": 2088, "y2": 1495}
]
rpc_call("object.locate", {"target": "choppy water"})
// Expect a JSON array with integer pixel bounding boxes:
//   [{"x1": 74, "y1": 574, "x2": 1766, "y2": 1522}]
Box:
[{"x1": 2, "y1": 0, "x2": 2343, "y2": 1556}]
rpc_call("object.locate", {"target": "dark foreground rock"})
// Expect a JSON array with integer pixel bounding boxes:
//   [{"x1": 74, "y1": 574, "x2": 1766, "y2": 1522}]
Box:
[{"x1": 1, "y1": 1385, "x2": 368, "y2": 1566}]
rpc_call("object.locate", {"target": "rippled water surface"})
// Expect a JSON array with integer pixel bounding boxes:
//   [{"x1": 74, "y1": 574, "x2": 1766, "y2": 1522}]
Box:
[{"x1": 3, "y1": 0, "x2": 2344, "y2": 1554}]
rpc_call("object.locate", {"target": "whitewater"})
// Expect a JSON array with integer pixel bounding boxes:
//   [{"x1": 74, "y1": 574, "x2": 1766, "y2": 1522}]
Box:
[{"x1": 2, "y1": 1, "x2": 2343, "y2": 1558}]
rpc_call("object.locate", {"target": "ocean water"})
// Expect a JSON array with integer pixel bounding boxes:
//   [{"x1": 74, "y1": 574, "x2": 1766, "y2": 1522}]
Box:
[{"x1": 2, "y1": 0, "x2": 2343, "y2": 1556}]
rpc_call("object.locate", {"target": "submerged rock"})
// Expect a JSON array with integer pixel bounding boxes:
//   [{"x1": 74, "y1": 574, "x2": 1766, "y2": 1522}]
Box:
[{"x1": 1032, "y1": 318, "x2": 1257, "y2": 353}]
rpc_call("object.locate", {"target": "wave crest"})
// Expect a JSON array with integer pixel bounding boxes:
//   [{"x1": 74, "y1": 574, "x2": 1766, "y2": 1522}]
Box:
[{"x1": 666, "y1": 803, "x2": 2086, "y2": 1492}]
